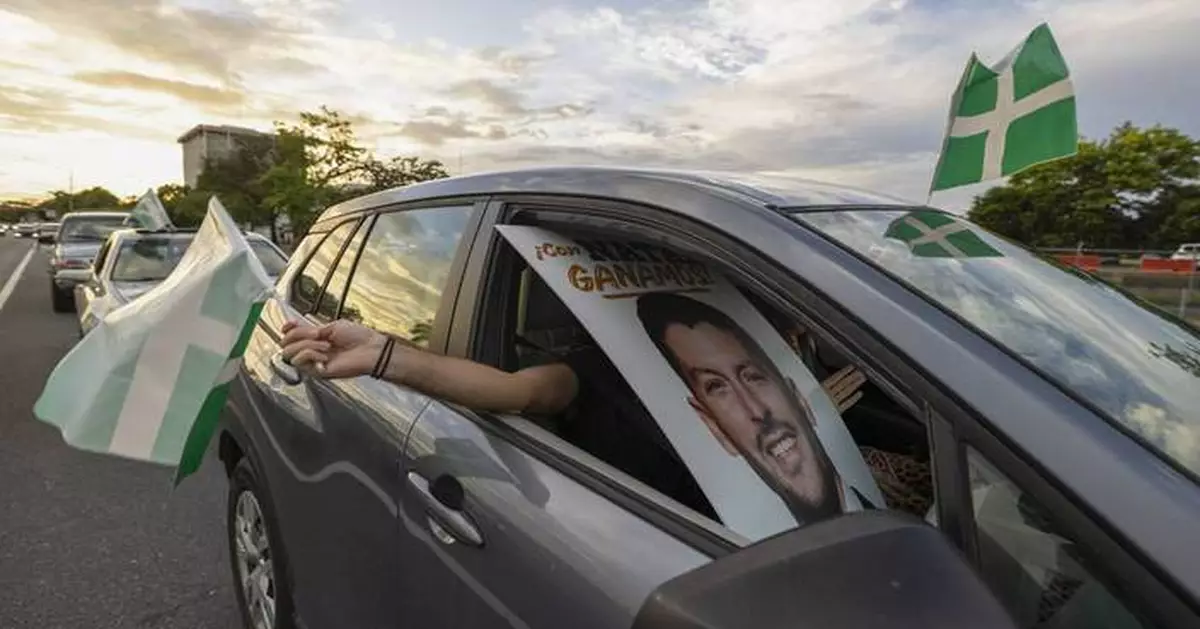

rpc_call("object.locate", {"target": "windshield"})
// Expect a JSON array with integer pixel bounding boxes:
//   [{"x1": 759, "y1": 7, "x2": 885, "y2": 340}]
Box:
[
  {"x1": 60, "y1": 216, "x2": 129, "y2": 242},
  {"x1": 795, "y1": 209, "x2": 1200, "y2": 479},
  {"x1": 249, "y1": 240, "x2": 288, "y2": 276},
  {"x1": 111, "y1": 237, "x2": 192, "y2": 282}
]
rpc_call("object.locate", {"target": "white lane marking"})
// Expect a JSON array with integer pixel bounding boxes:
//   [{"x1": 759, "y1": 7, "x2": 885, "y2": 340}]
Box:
[{"x1": 0, "y1": 244, "x2": 36, "y2": 316}]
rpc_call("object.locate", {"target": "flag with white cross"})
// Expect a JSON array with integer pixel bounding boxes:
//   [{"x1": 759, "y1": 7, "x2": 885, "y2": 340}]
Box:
[
  {"x1": 885, "y1": 211, "x2": 1002, "y2": 258},
  {"x1": 128, "y1": 188, "x2": 174, "y2": 231},
  {"x1": 931, "y1": 23, "x2": 1077, "y2": 192},
  {"x1": 34, "y1": 197, "x2": 272, "y2": 484}
]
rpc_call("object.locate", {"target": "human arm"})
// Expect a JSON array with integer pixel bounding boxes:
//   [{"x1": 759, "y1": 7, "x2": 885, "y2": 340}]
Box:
[{"x1": 280, "y1": 319, "x2": 578, "y2": 415}]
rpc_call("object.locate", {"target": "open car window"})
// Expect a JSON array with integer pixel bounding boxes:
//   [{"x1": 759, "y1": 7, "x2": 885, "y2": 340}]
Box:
[{"x1": 495, "y1": 225, "x2": 887, "y2": 542}]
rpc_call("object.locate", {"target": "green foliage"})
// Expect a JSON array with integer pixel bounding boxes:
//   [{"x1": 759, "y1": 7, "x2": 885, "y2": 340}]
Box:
[
  {"x1": 967, "y1": 123, "x2": 1200, "y2": 250},
  {"x1": 37, "y1": 186, "x2": 122, "y2": 214}
]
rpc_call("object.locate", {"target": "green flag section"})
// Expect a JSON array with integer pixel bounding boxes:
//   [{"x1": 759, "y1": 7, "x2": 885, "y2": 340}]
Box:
[
  {"x1": 931, "y1": 23, "x2": 1077, "y2": 192},
  {"x1": 885, "y1": 211, "x2": 1003, "y2": 258},
  {"x1": 34, "y1": 197, "x2": 272, "y2": 485},
  {"x1": 128, "y1": 188, "x2": 174, "y2": 231}
]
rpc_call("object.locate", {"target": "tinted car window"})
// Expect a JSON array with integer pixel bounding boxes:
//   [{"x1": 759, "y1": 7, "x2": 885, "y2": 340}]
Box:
[
  {"x1": 59, "y1": 216, "x2": 128, "y2": 242},
  {"x1": 314, "y1": 224, "x2": 368, "y2": 321},
  {"x1": 341, "y1": 206, "x2": 473, "y2": 346},
  {"x1": 796, "y1": 209, "x2": 1200, "y2": 479},
  {"x1": 291, "y1": 221, "x2": 357, "y2": 314}
]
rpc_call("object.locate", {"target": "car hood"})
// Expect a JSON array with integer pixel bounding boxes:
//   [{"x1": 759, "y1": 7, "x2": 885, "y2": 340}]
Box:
[{"x1": 57, "y1": 242, "x2": 102, "y2": 260}]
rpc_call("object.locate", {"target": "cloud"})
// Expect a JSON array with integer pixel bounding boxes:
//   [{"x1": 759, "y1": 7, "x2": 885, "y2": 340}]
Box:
[
  {"x1": 0, "y1": 87, "x2": 166, "y2": 139},
  {"x1": 73, "y1": 71, "x2": 246, "y2": 108},
  {"x1": 1, "y1": 0, "x2": 301, "y2": 82}
]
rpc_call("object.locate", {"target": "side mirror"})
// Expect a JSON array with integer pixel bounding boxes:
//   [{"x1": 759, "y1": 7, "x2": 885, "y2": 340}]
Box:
[{"x1": 633, "y1": 511, "x2": 1018, "y2": 629}]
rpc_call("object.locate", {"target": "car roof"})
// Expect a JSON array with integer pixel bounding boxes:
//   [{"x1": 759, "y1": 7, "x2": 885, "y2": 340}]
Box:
[
  {"x1": 315, "y1": 166, "x2": 914, "y2": 225},
  {"x1": 61, "y1": 211, "x2": 130, "y2": 220}
]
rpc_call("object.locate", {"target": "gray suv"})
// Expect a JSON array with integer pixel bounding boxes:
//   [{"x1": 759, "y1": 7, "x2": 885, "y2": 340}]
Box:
[{"x1": 219, "y1": 168, "x2": 1200, "y2": 629}]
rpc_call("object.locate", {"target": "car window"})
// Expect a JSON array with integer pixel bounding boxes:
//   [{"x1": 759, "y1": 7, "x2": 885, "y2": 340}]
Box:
[
  {"x1": 93, "y1": 238, "x2": 114, "y2": 274},
  {"x1": 967, "y1": 448, "x2": 1152, "y2": 629},
  {"x1": 314, "y1": 223, "x2": 368, "y2": 322},
  {"x1": 340, "y1": 206, "x2": 473, "y2": 346},
  {"x1": 796, "y1": 209, "x2": 1200, "y2": 481},
  {"x1": 291, "y1": 221, "x2": 357, "y2": 314},
  {"x1": 111, "y1": 237, "x2": 192, "y2": 282},
  {"x1": 59, "y1": 216, "x2": 128, "y2": 242},
  {"x1": 248, "y1": 240, "x2": 289, "y2": 277}
]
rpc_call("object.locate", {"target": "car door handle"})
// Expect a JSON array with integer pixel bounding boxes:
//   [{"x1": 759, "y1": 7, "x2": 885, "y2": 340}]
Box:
[
  {"x1": 270, "y1": 352, "x2": 303, "y2": 386},
  {"x1": 406, "y1": 472, "x2": 483, "y2": 547}
]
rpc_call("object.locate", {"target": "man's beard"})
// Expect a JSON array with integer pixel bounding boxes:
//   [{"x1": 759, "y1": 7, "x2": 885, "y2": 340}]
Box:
[{"x1": 748, "y1": 410, "x2": 841, "y2": 525}]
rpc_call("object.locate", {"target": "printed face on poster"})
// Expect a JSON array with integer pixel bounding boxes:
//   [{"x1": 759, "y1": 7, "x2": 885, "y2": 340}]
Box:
[{"x1": 496, "y1": 226, "x2": 884, "y2": 541}]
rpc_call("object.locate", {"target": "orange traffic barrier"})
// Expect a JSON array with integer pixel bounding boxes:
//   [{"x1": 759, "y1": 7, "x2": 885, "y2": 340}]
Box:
[
  {"x1": 1056, "y1": 254, "x2": 1101, "y2": 271},
  {"x1": 1140, "y1": 258, "x2": 1195, "y2": 273}
]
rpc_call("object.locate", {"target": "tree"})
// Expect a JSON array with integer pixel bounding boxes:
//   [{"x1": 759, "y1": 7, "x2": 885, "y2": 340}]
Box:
[
  {"x1": 967, "y1": 123, "x2": 1200, "y2": 250},
  {"x1": 261, "y1": 106, "x2": 448, "y2": 236},
  {"x1": 37, "y1": 186, "x2": 122, "y2": 214},
  {"x1": 194, "y1": 134, "x2": 276, "y2": 232}
]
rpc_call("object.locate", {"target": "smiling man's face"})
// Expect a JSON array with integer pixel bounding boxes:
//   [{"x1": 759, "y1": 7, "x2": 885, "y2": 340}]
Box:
[{"x1": 664, "y1": 321, "x2": 840, "y2": 521}]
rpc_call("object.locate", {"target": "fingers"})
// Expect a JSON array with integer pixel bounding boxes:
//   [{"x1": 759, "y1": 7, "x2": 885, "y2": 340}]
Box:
[
  {"x1": 291, "y1": 349, "x2": 330, "y2": 374},
  {"x1": 281, "y1": 338, "x2": 331, "y2": 365},
  {"x1": 282, "y1": 320, "x2": 329, "y2": 347}
]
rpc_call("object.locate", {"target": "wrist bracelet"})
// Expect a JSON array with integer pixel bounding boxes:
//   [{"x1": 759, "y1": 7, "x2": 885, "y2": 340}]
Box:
[{"x1": 371, "y1": 335, "x2": 396, "y2": 379}]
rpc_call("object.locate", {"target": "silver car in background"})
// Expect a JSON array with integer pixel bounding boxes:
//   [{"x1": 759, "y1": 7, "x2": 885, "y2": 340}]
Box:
[
  {"x1": 49, "y1": 211, "x2": 130, "y2": 312},
  {"x1": 76, "y1": 228, "x2": 289, "y2": 336}
]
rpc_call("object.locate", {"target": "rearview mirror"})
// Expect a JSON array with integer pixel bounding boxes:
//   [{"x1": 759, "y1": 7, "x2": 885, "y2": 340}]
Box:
[{"x1": 633, "y1": 511, "x2": 1017, "y2": 629}]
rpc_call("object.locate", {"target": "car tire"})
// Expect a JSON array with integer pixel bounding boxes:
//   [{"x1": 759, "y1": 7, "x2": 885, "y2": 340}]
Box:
[
  {"x1": 50, "y1": 284, "x2": 73, "y2": 313},
  {"x1": 227, "y1": 457, "x2": 296, "y2": 629}
]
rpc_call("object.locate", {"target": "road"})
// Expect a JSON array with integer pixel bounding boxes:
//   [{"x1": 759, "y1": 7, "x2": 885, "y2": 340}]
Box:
[{"x1": 0, "y1": 236, "x2": 240, "y2": 629}]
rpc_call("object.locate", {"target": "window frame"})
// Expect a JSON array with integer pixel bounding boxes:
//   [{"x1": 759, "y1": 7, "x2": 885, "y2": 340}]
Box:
[
  {"x1": 287, "y1": 217, "x2": 363, "y2": 316},
  {"x1": 444, "y1": 195, "x2": 955, "y2": 558},
  {"x1": 92, "y1": 236, "x2": 115, "y2": 276},
  {"x1": 312, "y1": 215, "x2": 372, "y2": 324}
]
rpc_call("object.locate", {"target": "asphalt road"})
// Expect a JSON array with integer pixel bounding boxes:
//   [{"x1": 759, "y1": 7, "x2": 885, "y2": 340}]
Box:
[{"x1": 0, "y1": 236, "x2": 241, "y2": 629}]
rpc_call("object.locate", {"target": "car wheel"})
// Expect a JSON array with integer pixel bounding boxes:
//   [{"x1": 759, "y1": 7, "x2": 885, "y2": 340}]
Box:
[
  {"x1": 50, "y1": 284, "x2": 73, "y2": 313},
  {"x1": 227, "y1": 457, "x2": 295, "y2": 629}
]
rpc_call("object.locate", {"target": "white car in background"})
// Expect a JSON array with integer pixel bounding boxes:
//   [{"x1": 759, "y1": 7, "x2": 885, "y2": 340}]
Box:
[
  {"x1": 75, "y1": 228, "x2": 288, "y2": 336},
  {"x1": 1169, "y1": 243, "x2": 1200, "y2": 266}
]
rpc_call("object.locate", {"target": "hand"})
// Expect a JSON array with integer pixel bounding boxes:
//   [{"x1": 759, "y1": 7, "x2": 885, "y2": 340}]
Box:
[
  {"x1": 822, "y1": 365, "x2": 866, "y2": 413},
  {"x1": 280, "y1": 319, "x2": 385, "y2": 379}
]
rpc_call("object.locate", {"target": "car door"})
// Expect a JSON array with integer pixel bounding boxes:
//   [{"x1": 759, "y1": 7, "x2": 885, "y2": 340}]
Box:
[
  {"x1": 233, "y1": 215, "x2": 405, "y2": 629},
  {"x1": 234, "y1": 201, "x2": 486, "y2": 629},
  {"x1": 394, "y1": 201, "x2": 737, "y2": 629}
]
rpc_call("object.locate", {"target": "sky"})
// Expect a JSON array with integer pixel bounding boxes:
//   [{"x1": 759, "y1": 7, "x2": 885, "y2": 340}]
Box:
[{"x1": 0, "y1": 0, "x2": 1196, "y2": 211}]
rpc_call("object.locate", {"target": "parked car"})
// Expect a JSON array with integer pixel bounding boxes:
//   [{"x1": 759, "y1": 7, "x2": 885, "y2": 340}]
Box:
[
  {"x1": 14, "y1": 222, "x2": 38, "y2": 238},
  {"x1": 48, "y1": 211, "x2": 131, "y2": 312},
  {"x1": 219, "y1": 167, "x2": 1199, "y2": 629},
  {"x1": 37, "y1": 221, "x2": 60, "y2": 244},
  {"x1": 0, "y1": 224, "x2": 9, "y2": 236},
  {"x1": 76, "y1": 228, "x2": 289, "y2": 335}
]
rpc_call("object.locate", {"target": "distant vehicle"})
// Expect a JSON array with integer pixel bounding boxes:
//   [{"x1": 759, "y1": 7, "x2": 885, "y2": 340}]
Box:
[
  {"x1": 0, "y1": 224, "x2": 8, "y2": 235},
  {"x1": 75, "y1": 228, "x2": 288, "y2": 335},
  {"x1": 37, "y1": 222, "x2": 60, "y2": 244},
  {"x1": 48, "y1": 211, "x2": 131, "y2": 312},
  {"x1": 1169, "y1": 243, "x2": 1200, "y2": 266},
  {"x1": 14, "y1": 222, "x2": 38, "y2": 238}
]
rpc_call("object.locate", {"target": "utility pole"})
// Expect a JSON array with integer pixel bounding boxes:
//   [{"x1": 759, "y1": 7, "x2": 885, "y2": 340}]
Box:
[{"x1": 68, "y1": 171, "x2": 74, "y2": 213}]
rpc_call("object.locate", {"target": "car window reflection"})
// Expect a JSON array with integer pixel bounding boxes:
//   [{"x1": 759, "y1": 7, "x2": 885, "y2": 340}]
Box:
[{"x1": 797, "y1": 209, "x2": 1200, "y2": 479}]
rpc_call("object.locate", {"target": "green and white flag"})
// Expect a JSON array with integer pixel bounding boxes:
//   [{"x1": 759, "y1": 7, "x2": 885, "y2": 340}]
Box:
[
  {"x1": 128, "y1": 188, "x2": 174, "y2": 231},
  {"x1": 35, "y1": 197, "x2": 271, "y2": 484},
  {"x1": 885, "y1": 211, "x2": 1002, "y2": 258},
  {"x1": 931, "y1": 23, "x2": 1077, "y2": 192}
]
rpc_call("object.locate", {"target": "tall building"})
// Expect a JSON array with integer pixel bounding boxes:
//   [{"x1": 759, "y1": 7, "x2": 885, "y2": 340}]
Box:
[{"x1": 177, "y1": 124, "x2": 272, "y2": 187}]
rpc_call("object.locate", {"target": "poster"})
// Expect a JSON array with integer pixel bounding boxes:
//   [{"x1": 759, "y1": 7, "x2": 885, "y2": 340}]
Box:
[{"x1": 496, "y1": 225, "x2": 884, "y2": 541}]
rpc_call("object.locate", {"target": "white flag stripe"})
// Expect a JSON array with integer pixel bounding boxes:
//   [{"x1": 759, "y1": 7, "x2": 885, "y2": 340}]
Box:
[
  {"x1": 950, "y1": 72, "x2": 1074, "y2": 180},
  {"x1": 903, "y1": 216, "x2": 968, "y2": 258},
  {"x1": 108, "y1": 277, "x2": 239, "y2": 458}
]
